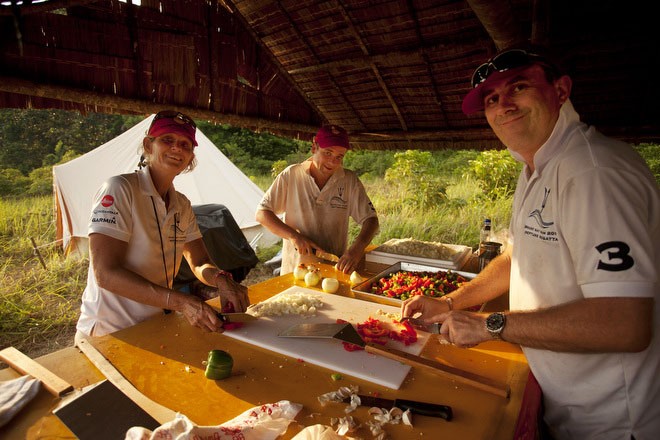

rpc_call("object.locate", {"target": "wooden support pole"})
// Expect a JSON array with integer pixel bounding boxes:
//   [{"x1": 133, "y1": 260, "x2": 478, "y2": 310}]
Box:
[{"x1": 30, "y1": 237, "x2": 47, "y2": 270}]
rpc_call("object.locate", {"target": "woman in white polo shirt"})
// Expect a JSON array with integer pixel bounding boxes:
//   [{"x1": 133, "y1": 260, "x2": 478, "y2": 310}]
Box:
[{"x1": 76, "y1": 110, "x2": 250, "y2": 337}]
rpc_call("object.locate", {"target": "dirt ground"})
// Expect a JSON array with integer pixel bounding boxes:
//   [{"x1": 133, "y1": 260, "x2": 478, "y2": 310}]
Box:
[{"x1": 19, "y1": 262, "x2": 277, "y2": 362}]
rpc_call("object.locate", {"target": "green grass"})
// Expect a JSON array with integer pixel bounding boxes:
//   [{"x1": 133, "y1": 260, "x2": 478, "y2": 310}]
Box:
[
  {"x1": 360, "y1": 175, "x2": 512, "y2": 249},
  {"x1": 1, "y1": 196, "x2": 88, "y2": 357}
]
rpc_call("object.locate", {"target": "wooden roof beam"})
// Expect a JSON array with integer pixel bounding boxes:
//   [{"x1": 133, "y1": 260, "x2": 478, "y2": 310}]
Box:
[
  {"x1": 273, "y1": 2, "x2": 364, "y2": 129},
  {"x1": 406, "y1": 0, "x2": 448, "y2": 128},
  {"x1": 0, "y1": 0, "x2": 98, "y2": 16},
  {"x1": 287, "y1": 41, "x2": 481, "y2": 76},
  {"x1": 0, "y1": 75, "x2": 318, "y2": 136},
  {"x1": 334, "y1": 0, "x2": 408, "y2": 132},
  {"x1": 465, "y1": 0, "x2": 527, "y2": 51}
]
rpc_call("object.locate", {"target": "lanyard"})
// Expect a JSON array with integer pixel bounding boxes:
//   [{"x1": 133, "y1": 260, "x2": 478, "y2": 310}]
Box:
[{"x1": 150, "y1": 196, "x2": 176, "y2": 289}]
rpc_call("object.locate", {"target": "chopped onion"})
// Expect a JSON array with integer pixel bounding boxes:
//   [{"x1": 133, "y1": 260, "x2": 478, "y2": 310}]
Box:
[
  {"x1": 247, "y1": 292, "x2": 324, "y2": 317},
  {"x1": 402, "y1": 409, "x2": 413, "y2": 426}
]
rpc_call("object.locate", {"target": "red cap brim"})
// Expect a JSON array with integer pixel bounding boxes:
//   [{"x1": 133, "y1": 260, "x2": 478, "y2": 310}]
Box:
[
  {"x1": 148, "y1": 118, "x2": 198, "y2": 146},
  {"x1": 461, "y1": 66, "x2": 534, "y2": 115}
]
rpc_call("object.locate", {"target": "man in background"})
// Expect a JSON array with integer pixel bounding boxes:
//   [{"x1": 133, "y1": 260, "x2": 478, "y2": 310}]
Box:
[{"x1": 256, "y1": 125, "x2": 379, "y2": 274}]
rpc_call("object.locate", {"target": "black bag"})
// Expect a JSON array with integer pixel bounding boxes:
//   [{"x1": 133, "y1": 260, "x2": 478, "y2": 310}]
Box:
[{"x1": 175, "y1": 204, "x2": 258, "y2": 285}]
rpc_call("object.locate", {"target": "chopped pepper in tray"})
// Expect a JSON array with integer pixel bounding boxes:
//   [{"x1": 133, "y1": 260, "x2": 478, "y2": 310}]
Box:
[{"x1": 369, "y1": 270, "x2": 469, "y2": 301}]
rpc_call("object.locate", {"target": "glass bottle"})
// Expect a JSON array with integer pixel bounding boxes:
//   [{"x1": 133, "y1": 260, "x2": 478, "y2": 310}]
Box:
[{"x1": 479, "y1": 218, "x2": 492, "y2": 254}]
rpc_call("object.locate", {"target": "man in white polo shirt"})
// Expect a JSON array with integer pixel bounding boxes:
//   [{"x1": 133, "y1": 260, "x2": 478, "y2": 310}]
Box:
[
  {"x1": 401, "y1": 48, "x2": 659, "y2": 439},
  {"x1": 256, "y1": 125, "x2": 379, "y2": 275}
]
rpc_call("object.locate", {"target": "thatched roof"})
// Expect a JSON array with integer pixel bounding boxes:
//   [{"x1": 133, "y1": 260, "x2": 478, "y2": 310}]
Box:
[{"x1": 1, "y1": 0, "x2": 658, "y2": 150}]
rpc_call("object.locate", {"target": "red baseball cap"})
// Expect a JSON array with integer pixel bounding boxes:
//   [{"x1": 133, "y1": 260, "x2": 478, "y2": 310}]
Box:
[
  {"x1": 148, "y1": 111, "x2": 198, "y2": 146},
  {"x1": 314, "y1": 125, "x2": 350, "y2": 149}
]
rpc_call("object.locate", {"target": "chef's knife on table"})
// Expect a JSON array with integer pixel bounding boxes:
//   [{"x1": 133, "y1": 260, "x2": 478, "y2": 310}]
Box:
[
  {"x1": 312, "y1": 248, "x2": 340, "y2": 263},
  {"x1": 346, "y1": 394, "x2": 453, "y2": 420},
  {"x1": 279, "y1": 322, "x2": 510, "y2": 398}
]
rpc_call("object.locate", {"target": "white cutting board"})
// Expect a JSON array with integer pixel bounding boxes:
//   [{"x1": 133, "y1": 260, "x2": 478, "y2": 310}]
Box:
[{"x1": 223, "y1": 286, "x2": 429, "y2": 389}]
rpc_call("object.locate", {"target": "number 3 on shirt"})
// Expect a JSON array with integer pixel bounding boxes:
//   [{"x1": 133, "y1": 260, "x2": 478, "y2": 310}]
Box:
[{"x1": 595, "y1": 241, "x2": 634, "y2": 271}]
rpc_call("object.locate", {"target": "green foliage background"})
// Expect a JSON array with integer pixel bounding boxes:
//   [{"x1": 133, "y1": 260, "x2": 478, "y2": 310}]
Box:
[{"x1": 1, "y1": 108, "x2": 657, "y2": 200}]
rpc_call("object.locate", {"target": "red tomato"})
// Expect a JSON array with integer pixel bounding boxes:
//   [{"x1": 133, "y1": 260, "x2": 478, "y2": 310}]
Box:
[{"x1": 342, "y1": 342, "x2": 363, "y2": 351}]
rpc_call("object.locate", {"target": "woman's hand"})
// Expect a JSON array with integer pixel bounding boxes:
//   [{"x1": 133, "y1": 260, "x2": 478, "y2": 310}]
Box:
[
  {"x1": 216, "y1": 275, "x2": 250, "y2": 312},
  {"x1": 179, "y1": 295, "x2": 224, "y2": 333}
]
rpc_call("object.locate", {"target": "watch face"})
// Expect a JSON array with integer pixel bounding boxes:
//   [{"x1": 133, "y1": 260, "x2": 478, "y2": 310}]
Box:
[{"x1": 487, "y1": 312, "x2": 505, "y2": 333}]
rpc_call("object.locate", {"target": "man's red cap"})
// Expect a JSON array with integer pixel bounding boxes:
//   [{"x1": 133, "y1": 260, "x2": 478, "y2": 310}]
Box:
[{"x1": 314, "y1": 125, "x2": 350, "y2": 149}]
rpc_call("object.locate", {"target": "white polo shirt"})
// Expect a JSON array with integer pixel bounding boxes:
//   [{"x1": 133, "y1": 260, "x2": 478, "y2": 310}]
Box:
[
  {"x1": 77, "y1": 167, "x2": 202, "y2": 336},
  {"x1": 509, "y1": 102, "x2": 660, "y2": 439},
  {"x1": 258, "y1": 159, "x2": 377, "y2": 274}
]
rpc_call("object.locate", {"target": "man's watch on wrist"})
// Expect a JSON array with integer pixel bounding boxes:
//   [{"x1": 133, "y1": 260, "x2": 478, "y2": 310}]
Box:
[{"x1": 485, "y1": 312, "x2": 506, "y2": 339}]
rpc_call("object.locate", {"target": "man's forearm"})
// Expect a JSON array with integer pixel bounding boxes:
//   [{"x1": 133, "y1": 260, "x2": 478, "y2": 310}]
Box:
[
  {"x1": 450, "y1": 249, "x2": 512, "y2": 310},
  {"x1": 349, "y1": 216, "x2": 379, "y2": 253},
  {"x1": 255, "y1": 209, "x2": 299, "y2": 241},
  {"x1": 502, "y1": 297, "x2": 653, "y2": 352}
]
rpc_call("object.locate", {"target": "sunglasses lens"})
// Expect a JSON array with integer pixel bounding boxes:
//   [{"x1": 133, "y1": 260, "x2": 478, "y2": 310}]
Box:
[
  {"x1": 153, "y1": 111, "x2": 196, "y2": 129},
  {"x1": 470, "y1": 50, "x2": 538, "y2": 88},
  {"x1": 471, "y1": 63, "x2": 491, "y2": 88},
  {"x1": 491, "y1": 50, "x2": 532, "y2": 71}
]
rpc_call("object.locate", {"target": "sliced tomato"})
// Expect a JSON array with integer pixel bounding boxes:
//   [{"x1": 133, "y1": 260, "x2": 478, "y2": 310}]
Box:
[
  {"x1": 342, "y1": 341, "x2": 364, "y2": 351},
  {"x1": 361, "y1": 326, "x2": 389, "y2": 338}
]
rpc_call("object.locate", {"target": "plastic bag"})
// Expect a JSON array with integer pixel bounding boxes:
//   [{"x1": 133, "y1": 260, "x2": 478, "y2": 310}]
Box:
[{"x1": 125, "y1": 400, "x2": 302, "y2": 440}]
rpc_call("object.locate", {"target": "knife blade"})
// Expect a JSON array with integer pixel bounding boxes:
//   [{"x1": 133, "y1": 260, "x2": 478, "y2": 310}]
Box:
[
  {"x1": 216, "y1": 312, "x2": 257, "y2": 323},
  {"x1": 346, "y1": 394, "x2": 452, "y2": 420},
  {"x1": 401, "y1": 317, "x2": 440, "y2": 334},
  {"x1": 312, "y1": 248, "x2": 340, "y2": 263}
]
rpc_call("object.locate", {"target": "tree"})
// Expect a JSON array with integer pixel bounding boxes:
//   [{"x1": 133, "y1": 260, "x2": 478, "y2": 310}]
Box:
[{"x1": 0, "y1": 109, "x2": 128, "y2": 174}]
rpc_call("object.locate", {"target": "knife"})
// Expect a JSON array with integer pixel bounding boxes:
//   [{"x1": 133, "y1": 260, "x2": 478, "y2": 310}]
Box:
[
  {"x1": 215, "y1": 312, "x2": 257, "y2": 323},
  {"x1": 279, "y1": 323, "x2": 511, "y2": 398},
  {"x1": 312, "y1": 248, "x2": 340, "y2": 263},
  {"x1": 345, "y1": 394, "x2": 452, "y2": 420},
  {"x1": 401, "y1": 317, "x2": 440, "y2": 334},
  {"x1": 210, "y1": 305, "x2": 258, "y2": 323}
]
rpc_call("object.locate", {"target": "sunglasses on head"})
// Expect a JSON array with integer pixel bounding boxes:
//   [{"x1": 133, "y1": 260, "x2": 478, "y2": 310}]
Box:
[
  {"x1": 151, "y1": 110, "x2": 197, "y2": 129},
  {"x1": 470, "y1": 49, "x2": 552, "y2": 89}
]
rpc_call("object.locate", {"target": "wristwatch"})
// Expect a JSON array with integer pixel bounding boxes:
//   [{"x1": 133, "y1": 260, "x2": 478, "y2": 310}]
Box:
[{"x1": 485, "y1": 312, "x2": 506, "y2": 339}]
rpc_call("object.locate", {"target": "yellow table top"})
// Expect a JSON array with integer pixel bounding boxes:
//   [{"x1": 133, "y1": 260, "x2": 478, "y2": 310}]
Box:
[{"x1": 0, "y1": 263, "x2": 531, "y2": 439}]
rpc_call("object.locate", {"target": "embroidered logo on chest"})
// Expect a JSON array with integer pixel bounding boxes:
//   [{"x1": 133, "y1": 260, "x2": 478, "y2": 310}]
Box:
[
  {"x1": 330, "y1": 185, "x2": 348, "y2": 209},
  {"x1": 523, "y1": 187, "x2": 558, "y2": 243}
]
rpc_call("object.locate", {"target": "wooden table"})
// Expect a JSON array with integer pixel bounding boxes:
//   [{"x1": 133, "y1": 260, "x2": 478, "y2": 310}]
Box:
[{"x1": 0, "y1": 263, "x2": 533, "y2": 439}]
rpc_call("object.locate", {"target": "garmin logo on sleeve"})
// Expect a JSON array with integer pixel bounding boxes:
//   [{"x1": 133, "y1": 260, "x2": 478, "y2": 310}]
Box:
[{"x1": 91, "y1": 217, "x2": 117, "y2": 224}]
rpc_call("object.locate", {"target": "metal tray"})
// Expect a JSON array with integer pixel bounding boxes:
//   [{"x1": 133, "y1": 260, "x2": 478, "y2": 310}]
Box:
[
  {"x1": 365, "y1": 243, "x2": 472, "y2": 270},
  {"x1": 352, "y1": 262, "x2": 476, "y2": 307}
]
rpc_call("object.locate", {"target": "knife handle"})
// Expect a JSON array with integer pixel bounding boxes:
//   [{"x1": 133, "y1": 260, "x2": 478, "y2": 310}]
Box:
[
  {"x1": 394, "y1": 399, "x2": 453, "y2": 421},
  {"x1": 364, "y1": 343, "x2": 510, "y2": 398}
]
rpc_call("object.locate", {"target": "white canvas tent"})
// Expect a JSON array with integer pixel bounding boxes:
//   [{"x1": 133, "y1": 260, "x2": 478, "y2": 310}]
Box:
[{"x1": 53, "y1": 115, "x2": 279, "y2": 255}]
